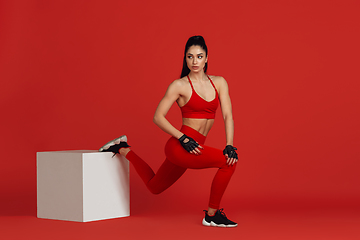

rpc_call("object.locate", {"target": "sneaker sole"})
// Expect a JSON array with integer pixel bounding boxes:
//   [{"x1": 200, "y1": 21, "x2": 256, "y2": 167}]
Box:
[
  {"x1": 202, "y1": 218, "x2": 238, "y2": 228},
  {"x1": 99, "y1": 135, "x2": 127, "y2": 152}
]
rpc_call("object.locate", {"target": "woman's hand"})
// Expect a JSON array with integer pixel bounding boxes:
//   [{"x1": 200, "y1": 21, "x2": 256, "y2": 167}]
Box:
[
  {"x1": 179, "y1": 134, "x2": 204, "y2": 155},
  {"x1": 223, "y1": 145, "x2": 238, "y2": 165}
]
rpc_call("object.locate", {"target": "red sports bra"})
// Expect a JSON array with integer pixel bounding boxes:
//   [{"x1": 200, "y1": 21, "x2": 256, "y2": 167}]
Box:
[{"x1": 180, "y1": 75, "x2": 219, "y2": 119}]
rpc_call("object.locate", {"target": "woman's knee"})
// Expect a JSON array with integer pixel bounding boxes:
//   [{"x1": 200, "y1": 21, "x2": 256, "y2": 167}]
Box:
[
  {"x1": 149, "y1": 188, "x2": 164, "y2": 195},
  {"x1": 220, "y1": 161, "x2": 237, "y2": 173},
  {"x1": 147, "y1": 184, "x2": 167, "y2": 195}
]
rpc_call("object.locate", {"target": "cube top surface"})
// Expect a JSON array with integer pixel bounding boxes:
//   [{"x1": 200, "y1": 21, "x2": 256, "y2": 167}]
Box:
[{"x1": 38, "y1": 150, "x2": 98, "y2": 154}]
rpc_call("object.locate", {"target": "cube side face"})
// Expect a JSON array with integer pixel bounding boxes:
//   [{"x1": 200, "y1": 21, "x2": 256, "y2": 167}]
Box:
[
  {"x1": 37, "y1": 152, "x2": 84, "y2": 222},
  {"x1": 82, "y1": 153, "x2": 130, "y2": 222}
]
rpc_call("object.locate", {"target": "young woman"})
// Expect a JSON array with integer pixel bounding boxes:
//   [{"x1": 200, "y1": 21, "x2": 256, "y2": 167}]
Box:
[{"x1": 99, "y1": 36, "x2": 239, "y2": 227}]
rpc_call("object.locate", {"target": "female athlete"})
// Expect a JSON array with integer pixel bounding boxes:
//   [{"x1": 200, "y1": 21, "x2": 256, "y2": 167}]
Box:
[{"x1": 99, "y1": 35, "x2": 239, "y2": 227}]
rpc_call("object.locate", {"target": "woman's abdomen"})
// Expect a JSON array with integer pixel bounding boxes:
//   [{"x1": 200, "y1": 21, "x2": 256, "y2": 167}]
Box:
[{"x1": 182, "y1": 118, "x2": 214, "y2": 136}]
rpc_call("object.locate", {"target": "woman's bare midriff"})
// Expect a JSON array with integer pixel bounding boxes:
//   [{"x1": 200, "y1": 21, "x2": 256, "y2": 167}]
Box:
[{"x1": 182, "y1": 118, "x2": 215, "y2": 137}]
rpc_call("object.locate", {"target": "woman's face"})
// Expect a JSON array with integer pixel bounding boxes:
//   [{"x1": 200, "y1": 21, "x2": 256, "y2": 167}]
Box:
[{"x1": 186, "y1": 45, "x2": 207, "y2": 73}]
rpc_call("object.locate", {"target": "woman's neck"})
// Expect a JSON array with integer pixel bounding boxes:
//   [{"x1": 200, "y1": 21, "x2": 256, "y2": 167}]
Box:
[{"x1": 188, "y1": 71, "x2": 207, "y2": 82}]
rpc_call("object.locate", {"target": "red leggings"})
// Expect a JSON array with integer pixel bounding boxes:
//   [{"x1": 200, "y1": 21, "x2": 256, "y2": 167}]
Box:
[{"x1": 124, "y1": 125, "x2": 237, "y2": 209}]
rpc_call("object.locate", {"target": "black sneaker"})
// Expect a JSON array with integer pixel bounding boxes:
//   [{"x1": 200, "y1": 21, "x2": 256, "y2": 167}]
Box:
[
  {"x1": 202, "y1": 208, "x2": 238, "y2": 227},
  {"x1": 99, "y1": 135, "x2": 130, "y2": 157}
]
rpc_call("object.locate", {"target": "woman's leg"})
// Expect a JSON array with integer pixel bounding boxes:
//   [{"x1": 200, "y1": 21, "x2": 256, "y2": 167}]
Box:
[
  {"x1": 165, "y1": 136, "x2": 237, "y2": 210},
  {"x1": 121, "y1": 149, "x2": 187, "y2": 194}
]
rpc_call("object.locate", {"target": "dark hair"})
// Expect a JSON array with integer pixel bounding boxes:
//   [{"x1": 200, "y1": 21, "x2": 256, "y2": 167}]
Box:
[{"x1": 180, "y1": 35, "x2": 208, "y2": 78}]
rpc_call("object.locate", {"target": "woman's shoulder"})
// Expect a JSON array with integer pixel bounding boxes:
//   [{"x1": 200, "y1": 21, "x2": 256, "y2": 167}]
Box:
[
  {"x1": 169, "y1": 76, "x2": 189, "y2": 87},
  {"x1": 165, "y1": 77, "x2": 189, "y2": 94},
  {"x1": 208, "y1": 75, "x2": 227, "y2": 86}
]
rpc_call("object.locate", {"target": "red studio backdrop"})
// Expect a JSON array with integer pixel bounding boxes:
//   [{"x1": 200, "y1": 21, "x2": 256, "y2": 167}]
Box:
[{"x1": 0, "y1": 0, "x2": 359, "y2": 216}]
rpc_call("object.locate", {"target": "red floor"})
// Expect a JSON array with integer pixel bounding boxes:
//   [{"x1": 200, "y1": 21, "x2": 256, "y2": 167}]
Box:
[{"x1": 1, "y1": 205, "x2": 359, "y2": 240}]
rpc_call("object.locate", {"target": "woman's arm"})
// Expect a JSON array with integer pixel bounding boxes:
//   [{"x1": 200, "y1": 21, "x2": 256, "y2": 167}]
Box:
[
  {"x1": 217, "y1": 76, "x2": 237, "y2": 165},
  {"x1": 218, "y1": 77, "x2": 234, "y2": 146},
  {"x1": 154, "y1": 79, "x2": 203, "y2": 155},
  {"x1": 153, "y1": 80, "x2": 184, "y2": 139}
]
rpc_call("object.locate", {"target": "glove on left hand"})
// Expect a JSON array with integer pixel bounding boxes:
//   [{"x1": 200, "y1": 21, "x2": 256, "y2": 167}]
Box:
[{"x1": 223, "y1": 145, "x2": 238, "y2": 160}]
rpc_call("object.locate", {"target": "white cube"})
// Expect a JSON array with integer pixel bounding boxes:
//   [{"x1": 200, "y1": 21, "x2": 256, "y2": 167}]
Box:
[{"x1": 37, "y1": 150, "x2": 130, "y2": 222}]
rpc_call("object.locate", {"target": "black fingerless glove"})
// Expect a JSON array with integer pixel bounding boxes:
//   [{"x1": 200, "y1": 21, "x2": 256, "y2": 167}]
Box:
[
  {"x1": 223, "y1": 145, "x2": 238, "y2": 160},
  {"x1": 179, "y1": 134, "x2": 199, "y2": 153}
]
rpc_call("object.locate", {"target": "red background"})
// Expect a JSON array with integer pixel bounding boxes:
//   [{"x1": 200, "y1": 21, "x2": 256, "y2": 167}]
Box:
[{"x1": 1, "y1": 0, "x2": 359, "y2": 222}]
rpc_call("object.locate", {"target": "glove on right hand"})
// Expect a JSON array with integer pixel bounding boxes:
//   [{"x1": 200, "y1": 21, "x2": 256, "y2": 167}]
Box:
[{"x1": 178, "y1": 134, "x2": 199, "y2": 153}]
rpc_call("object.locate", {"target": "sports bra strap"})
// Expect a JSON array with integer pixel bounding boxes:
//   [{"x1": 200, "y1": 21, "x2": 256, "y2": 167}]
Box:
[
  {"x1": 207, "y1": 75, "x2": 218, "y2": 94},
  {"x1": 186, "y1": 75, "x2": 195, "y2": 90}
]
